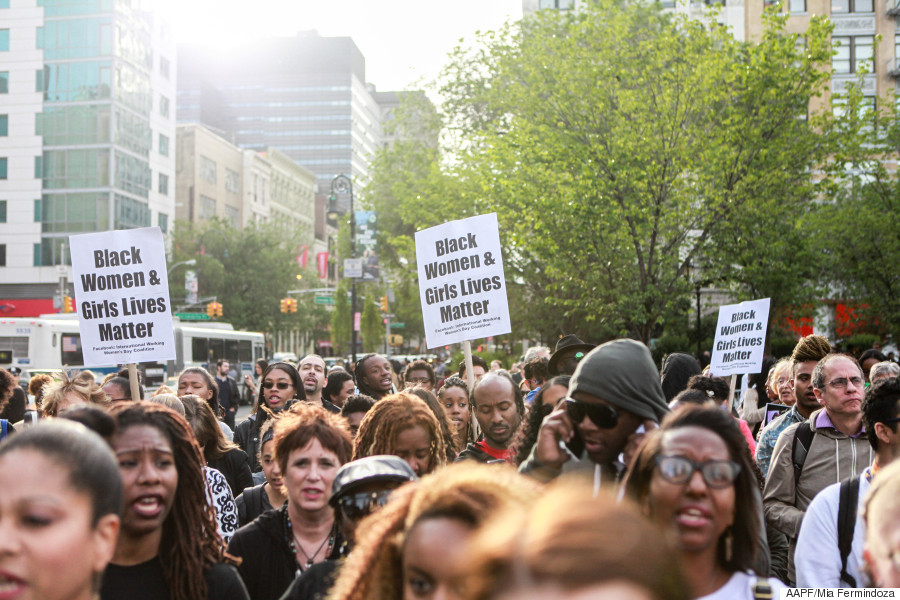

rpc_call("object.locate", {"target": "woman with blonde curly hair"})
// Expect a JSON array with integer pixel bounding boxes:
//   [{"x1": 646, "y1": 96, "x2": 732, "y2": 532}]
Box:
[
  {"x1": 328, "y1": 463, "x2": 539, "y2": 600},
  {"x1": 462, "y1": 482, "x2": 690, "y2": 600},
  {"x1": 353, "y1": 392, "x2": 447, "y2": 477},
  {"x1": 42, "y1": 370, "x2": 109, "y2": 417}
]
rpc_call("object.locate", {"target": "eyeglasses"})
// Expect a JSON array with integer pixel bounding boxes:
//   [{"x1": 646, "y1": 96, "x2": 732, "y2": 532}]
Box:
[
  {"x1": 564, "y1": 398, "x2": 618, "y2": 429},
  {"x1": 262, "y1": 381, "x2": 292, "y2": 390},
  {"x1": 826, "y1": 377, "x2": 864, "y2": 389},
  {"x1": 654, "y1": 455, "x2": 741, "y2": 489},
  {"x1": 338, "y1": 489, "x2": 393, "y2": 521}
]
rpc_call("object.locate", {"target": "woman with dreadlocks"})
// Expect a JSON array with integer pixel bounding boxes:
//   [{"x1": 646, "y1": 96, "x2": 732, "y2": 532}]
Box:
[
  {"x1": 101, "y1": 402, "x2": 249, "y2": 600},
  {"x1": 353, "y1": 392, "x2": 447, "y2": 477},
  {"x1": 234, "y1": 361, "x2": 305, "y2": 473},
  {"x1": 353, "y1": 354, "x2": 395, "y2": 401}
]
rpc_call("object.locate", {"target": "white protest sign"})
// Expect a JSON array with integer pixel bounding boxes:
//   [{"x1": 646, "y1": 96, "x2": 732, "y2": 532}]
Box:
[
  {"x1": 709, "y1": 298, "x2": 771, "y2": 376},
  {"x1": 69, "y1": 227, "x2": 176, "y2": 366},
  {"x1": 416, "y1": 213, "x2": 511, "y2": 349}
]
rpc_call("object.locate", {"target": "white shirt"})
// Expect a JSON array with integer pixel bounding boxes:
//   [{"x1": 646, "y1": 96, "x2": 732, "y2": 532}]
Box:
[
  {"x1": 697, "y1": 572, "x2": 786, "y2": 600},
  {"x1": 795, "y1": 467, "x2": 871, "y2": 588}
]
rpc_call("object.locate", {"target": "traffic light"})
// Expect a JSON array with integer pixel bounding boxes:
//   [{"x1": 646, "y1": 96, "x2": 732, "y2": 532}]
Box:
[
  {"x1": 280, "y1": 298, "x2": 289, "y2": 313},
  {"x1": 280, "y1": 298, "x2": 297, "y2": 313},
  {"x1": 63, "y1": 296, "x2": 75, "y2": 313},
  {"x1": 379, "y1": 296, "x2": 389, "y2": 312},
  {"x1": 206, "y1": 302, "x2": 223, "y2": 318},
  {"x1": 389, "y1": 334, "x2": 403, "y2": 346}
]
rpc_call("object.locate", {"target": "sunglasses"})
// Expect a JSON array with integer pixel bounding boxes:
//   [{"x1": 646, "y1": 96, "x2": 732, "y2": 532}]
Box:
[
  {"x1": 262, "y1": 381, "x2": 292, "y2": 390},
  {"x1": 338, "y1": 489, "x2": 393, "y2": 521},
  {"x1": 564, "y1": 398, "x2": 618, "y2": 429},
  {"x1": 654, "y1": 455, "x2": 741, "y2": 489}
]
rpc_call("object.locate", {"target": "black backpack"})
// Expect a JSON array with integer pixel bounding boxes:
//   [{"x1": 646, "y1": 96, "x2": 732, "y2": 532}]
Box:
[{"x1": 791, "y1": 420, "x2": 860, "y2": 588}]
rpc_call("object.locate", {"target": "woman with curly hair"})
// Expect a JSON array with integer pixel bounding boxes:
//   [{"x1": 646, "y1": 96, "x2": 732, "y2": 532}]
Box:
[
  {"x1": 328, "y1": 463, "x2": 539, "y2": 600},
  {"x1": 622, "y1": 405, "x2": 783, "y2": 599},
  {"x1": 353, "y1": 392, "x2": 446, "y2": 477},
  {"x1": 438, "y1": 376, "x2": 470, "y2": 452},
  {"x1": 228, "y1": 403, "x2": 352, "y2": 600},
  {"x1": 462, "y1": 482, "x2": 690, "y2": 600},
  {"x1": 512, "y1": 375, "x2": 570, "y2": 466},
  {"x1": 102, "y1": 402, "x2": 249, "y2": 600},
  {"x1": 42, "y1": 370, "x2": 109, "y2": 417},
  {"x1": 407, "y1": 387, "x2": 459, "y2": 461},
  {"x1": 234, "y1": 361, "x2": 305, "y2": 473}
]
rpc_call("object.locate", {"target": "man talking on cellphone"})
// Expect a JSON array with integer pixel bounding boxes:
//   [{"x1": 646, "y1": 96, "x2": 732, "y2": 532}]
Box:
[{"x1": 520, "y1": 339, "x2": 670, "y2": 487}]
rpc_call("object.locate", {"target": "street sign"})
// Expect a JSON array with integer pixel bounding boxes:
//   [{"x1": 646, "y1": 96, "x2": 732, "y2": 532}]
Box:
[
  {"x1": 344, "y1": 258, "x2": 363, "y2": 279},
  {"x1": 314, "y1": 296, "x2": 334, "y2": 305},
  {"x1": 175, "y1": 312, "x2": 211, "y2": 321},
  {"x1": 390, "y1": 322, "x2": 405, "y2": 329}
]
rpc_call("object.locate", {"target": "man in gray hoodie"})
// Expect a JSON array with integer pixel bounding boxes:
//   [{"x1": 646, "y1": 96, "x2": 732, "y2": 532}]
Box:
[{"x1": 519, "y1": 338, "x2": 669, "y2": 487}]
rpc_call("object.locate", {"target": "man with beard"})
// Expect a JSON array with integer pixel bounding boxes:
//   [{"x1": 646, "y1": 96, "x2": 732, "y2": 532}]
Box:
[
  {"x1": 520, "y1": 339, "x2": 669, "y2": 487},
  {"x1": 457, "y1": 371, "x2": 524, "y2": 463},
  {"x1": 298, "y1": 354, "x2": 340, "y2": 413},
  {"x1": 757, "y1": 335, "x2": 832, "y2": 478}
]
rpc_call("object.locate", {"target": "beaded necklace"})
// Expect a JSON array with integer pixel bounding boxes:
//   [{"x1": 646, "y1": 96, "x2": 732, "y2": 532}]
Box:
[{"x1": 282, "y1": 508, "x2": 336, "y2": 575}]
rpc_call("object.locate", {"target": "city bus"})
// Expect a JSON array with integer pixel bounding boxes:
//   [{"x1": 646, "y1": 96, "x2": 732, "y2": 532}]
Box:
[{"x1": 0, "y1": 314, "x2": 266, "y2": 393}]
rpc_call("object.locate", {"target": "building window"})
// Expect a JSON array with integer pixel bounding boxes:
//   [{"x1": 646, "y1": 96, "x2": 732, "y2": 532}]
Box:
[
  {"x1": 200, "y1": 195, "x2": 216, "y2": 219},
  {"x1": 160, "y1": 56, "x2": 170, "y2": 79},
  {"x1": 0, "y1": 30, "x2": 9, "y2": 52},
  {"x1": 158, "y1": 133, "x2": 169, "y2": 156},
  {"x1": 0, "y1": 72, "x2": 7, "y2": 93},
  {"x1": 225, "y1": 205, "x2": 239, "y2": 227},
  {"x1": 0, "y1": 114, "x2": 6, "y2": 136},
  {"x1": 0, "y1": 244, "x2": 5, "y2": 268},
  {"x1": 0, "y1": 1, "x2": 9, "y2": 8},
  {"x1": 158, "y1": 212, "x2": 168, "y2": 233},
  {"x1": 34, "y1": 199, "x2": 41, "y2": 222},
  {"x1": 34, "y1": 155, "x2": 42, "y2": 178},
  {"x1": 225, "y1": 168, "x2": 240, "y2": 193},
  {"x1": 790, "y1": 0, "x2": 806, "y2": 12},
  {"x1": 158, "y1": 172, "x2": 168, "y2": 195},
  {"x1": 199, "y1": 155, "x2": 217, "y2": 183},
  {"x1": 0, "y1": 200, "x2": 6, "y2": 222},
  {"x1": 833, "y1": 36, "x2": 875, "y2": 74},
  {"x1": 36, "y1": 68, "x2": 44, "y2": 92},
  {"x1": 159, "y1": 95, "x2": 170, "y2": 118},
  {"x1": 0, "y1": 158, "x2": 7, "y2": 180},
  {"x1": 33, "y1": 243, "x2": 41, "y2": 267},
  {"x1": 832, "y1": 0, "x2": 873, "y2": 12}
]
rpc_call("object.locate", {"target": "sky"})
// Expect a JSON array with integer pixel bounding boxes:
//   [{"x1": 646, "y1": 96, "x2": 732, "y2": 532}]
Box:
[{"x1": 156, "y1": 0, "x2": 523, "y2": 93}]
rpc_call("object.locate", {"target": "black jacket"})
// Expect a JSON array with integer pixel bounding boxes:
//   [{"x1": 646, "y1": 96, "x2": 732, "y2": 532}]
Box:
[
  {"x1": 208, "y1": 447, "x2": 254, "y2": 497},
  {"x1": 228, "y1": 506, "x2": 345, "y2": 600},
  {"x1": 235, "y1": 482, "x2": 275, "y2": 527},
  {"x1": 234, "y1": 414, "x2": 264, "y2": 472},
  {"x1": 217, "y1": 376, "x2": 240, "y2": 411},
  {"x1": 456, "y1": 442, "x2": 497, "y2": 463}
]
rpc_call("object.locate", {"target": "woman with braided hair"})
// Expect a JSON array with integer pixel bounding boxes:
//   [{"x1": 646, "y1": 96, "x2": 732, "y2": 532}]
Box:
[
  {"x1": 101, "y1": 402, "x2": 249, "y2": 600},
  {"x1": 328, "y1": 463, "x2": 539, "y2": 600},
  {"x1": 353, "y1": 392, "x2": 447, "y2": 477}
]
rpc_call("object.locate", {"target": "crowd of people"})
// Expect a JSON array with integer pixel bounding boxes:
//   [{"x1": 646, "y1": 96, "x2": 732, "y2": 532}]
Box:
[{"x1": 2, "y1": 332, "x2": 900, "y2": 600}]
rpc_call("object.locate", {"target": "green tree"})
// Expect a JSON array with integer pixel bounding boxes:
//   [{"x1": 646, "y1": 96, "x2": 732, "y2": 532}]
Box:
[
  {"x1": 168, "y1": 220, "x2": 306, "y2": 333},
  {"x1": 360, "y1": 285, "x2": 385, "y2": 353},
  {"x1": 434, "y1": 1, "x2": 833, "y2": 342},
  {"x1": 330, "y1": 280, "x2": 351, "y2": 356}
]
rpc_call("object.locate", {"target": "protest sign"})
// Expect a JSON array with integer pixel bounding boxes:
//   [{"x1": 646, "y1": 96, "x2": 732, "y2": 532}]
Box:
[
  {"x1": 764, "y1": 403, "x2": 791, "y2": 427},
  {"x1": 416, "y1": 213, "x2": 511, "y2": 349},
  {"x1": 69, "y1": 227, "x2": 176, "y2": 367},
  {"x1": 709, "y1": 298, "x2": 771, "y2": 376}
]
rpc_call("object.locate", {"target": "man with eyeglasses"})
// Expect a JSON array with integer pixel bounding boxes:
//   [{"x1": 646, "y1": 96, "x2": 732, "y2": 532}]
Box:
[
  {"x1": 520, "y1": 338, "x2": 669, "y2": 486},
  {"x1": 764, "y1": 353, "x2": 874, "y2": 585},
  {"x1": 757, "y1": 334, "x2": 832, "y2": 478},
  {"x1": 547, "y1": 334, "x2": 595, "y2": 377},
  {"x1": 401, "y1": 360, "x2": 436, "y2": 392},
  {"x1": 795, "y1": 376, "x2": 900, "y2": 588}
]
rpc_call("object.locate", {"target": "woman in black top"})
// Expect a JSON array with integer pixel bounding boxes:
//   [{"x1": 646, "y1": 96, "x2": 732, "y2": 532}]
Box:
[
  {"x1": 184, "y1": 395, "x2": 254, "y2": 497},
  {"x1": 228, "y1": 404, "x2": 351, "y2": 600},
  {"x1": 235, "y1": 419, "x2": 287, "y2": 526},
  {"x1": 234, "y1": 362, "x2": 304, "y2": 473},
  {"x1": 102, "y1": 402, "x2": 249, "y2": 600}
]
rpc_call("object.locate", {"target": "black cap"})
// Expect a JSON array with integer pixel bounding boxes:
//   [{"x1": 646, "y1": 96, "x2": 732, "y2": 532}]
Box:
[
  {"x1": 548, "y1": 335, "x2": 596, "y2": 375},
  {"x1": 329, "y1": 455, "x2": 418, "y2": 506}
]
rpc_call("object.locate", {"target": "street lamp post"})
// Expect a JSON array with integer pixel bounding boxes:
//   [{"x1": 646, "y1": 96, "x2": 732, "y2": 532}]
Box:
[{"x1": 328, "y1": 174, "x2": 357, "y2": 364}]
